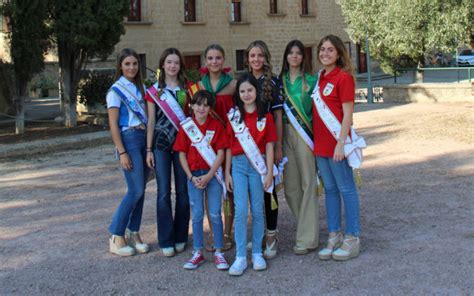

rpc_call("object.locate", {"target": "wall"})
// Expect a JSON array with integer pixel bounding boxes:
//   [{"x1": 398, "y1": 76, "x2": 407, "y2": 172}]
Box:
[{"x1": 383, "y1": 83, "x2": 474, "y2": 103}]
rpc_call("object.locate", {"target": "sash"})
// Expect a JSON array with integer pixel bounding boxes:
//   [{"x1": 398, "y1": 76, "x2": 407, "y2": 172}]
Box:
[
  {"x1": 227, "y1": 108, "x2": 276, "y2": 192},
  {"x1": 147, "y1": 85, "x2": 186, "y2": 130},
  {"x1": 111, "y1": 82, "x2": 147, "y2": 125},
  {"x1": 311, "y1": 72, "x2": 367, "y2": 168},
  {"x1": 180, "y1": 117, "x2": 227, "y2": 197}
]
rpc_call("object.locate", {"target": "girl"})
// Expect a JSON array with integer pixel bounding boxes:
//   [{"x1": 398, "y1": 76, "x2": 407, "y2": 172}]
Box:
[
  {"x1": 107, "y1": 48, "x2": 149, "y2": 256},
  {"x1": 245, "y1": 40, "x2": 284, "y2": 259},
  {"x1": 225, "y1": 73, "x2": 277, "y2": 276},
  {"x1": 173, "y1": 90, "x2": 229, "y2": 270},
  {"x1": 312, "y1": 35, "x2": 361, "y2": 261},
  {"x1": 279, "y1": 40, "x2": 319, "y2": 255},
  {"x1": 146, "y1": 48, "x2": 189, "y2": 257},
  {"x1": 189, "y1": 44, "x2": 237, "y2": 251}
]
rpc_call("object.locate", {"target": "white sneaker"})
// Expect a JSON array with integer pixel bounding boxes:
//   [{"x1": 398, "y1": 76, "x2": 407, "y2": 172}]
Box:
[
  {"x1": 252, "y1": 253, "x2": 267, "y2": 271},
  {"x1": 229, "y1": 257, "x2": 247, "y2": 276}
]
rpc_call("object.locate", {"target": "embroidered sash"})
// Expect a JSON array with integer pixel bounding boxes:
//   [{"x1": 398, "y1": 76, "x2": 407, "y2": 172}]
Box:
[
  {"x1": 311, "y1": 72, "x2": 367, "y2": 168},
  {"x1": 180, "y1": 117, "x2": 227, "y2": 197},
  {"x1": 147, "y1": 84, "x2": 186, "y2": 130},
  {"x1": 111, "y1": 82, "x2": 147, "y2": 125},
  {"x1": 227, "y1": 108, "x2": 276, "y2": 192}
]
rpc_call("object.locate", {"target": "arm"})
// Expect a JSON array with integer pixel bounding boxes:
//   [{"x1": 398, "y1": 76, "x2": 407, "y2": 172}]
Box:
[
  {"x1": 264, "y1": 142, "x2": 275, "y2": 191},
  {"x1": 199, "y1": 149, "x2": 225, "y2": 188},
  {"x1": 333, "y1": 102, "x2": 354, "y2": 161},
  {"x1": 272, "y1": 109, "x2": 283, "y2": 163},
  {"x1": 146, "y1": 101, "x2": 156, "y2": 168},
  {"x1": 179, "y1": 152, "x2": 200, "y2": 187},
  {"x1": 108, "y1": 108, "x2": 132, "y2": 170},
  {"x1": 224, "y1": 148, "x2": 233, "y2": 192}
]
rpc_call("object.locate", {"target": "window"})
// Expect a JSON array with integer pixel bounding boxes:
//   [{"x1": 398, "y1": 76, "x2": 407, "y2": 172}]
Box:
[
  {"x1": 184, "y1": 55, "x2": 201, "y2": 70},
  {"x1": 269, "y1": 0, "x2": 278, "y2": 14},
  {"x1": 231, "y1": 0, "x2": 242, "y2": 22},
  {"x1": 184, "y1": 0, "x2": 196, "y2": 22},
  {"x1": 305, "y1": 46, "x2": 313, "y2": 69},
  {"x1": 301, "y1": 0, "x2": 309, "y2": 15},
  {"x1": 128, "y1": 0, "x2": 141, "y2": 22},
  {"x1": 235, "y1": 50, "x2": 245, "y2": 71}
]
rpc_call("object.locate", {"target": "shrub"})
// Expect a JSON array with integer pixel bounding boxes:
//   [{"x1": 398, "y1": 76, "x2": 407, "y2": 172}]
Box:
[{"x1": 77, "y1": 70, "x2": 114, "y2": 106}]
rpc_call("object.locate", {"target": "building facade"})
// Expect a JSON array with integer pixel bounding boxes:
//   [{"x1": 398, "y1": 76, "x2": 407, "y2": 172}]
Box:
[{"x1": 115, "y1": 0, "x2": 356, "y2": 76}]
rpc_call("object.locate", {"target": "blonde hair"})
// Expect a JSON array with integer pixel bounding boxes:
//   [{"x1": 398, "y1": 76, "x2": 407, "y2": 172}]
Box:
[{"x1": 245, "y1": 40, "x2": 274, "y2": 104}]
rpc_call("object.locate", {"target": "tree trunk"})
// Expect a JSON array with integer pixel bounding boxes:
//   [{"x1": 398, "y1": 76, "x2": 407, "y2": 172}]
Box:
[
  {"x1": 14, "y1": 94, "x2": 24, "y2": 134},
  {"x1": 415, "y1": 57, "x2": 424, "y2": 83},
  {"x1": 61, "y1": 66, "x2": 77, "y2": 127}
]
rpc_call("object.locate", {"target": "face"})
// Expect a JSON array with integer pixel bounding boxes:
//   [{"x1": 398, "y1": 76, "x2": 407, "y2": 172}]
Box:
[
  {"x1": 239, "y1": 81, "x2": 257, "y2": 106},
  {"x1": 287, "y1": 46, "x2": 304, "y2": 68},
  {"x1": 205, "y1": 49, "x2": 225, "y2": 73},
  {"x1": 248, "y1": 46, "x2": 266, "y2": 73},
  {"x1": 191, "y1": 99, "x2": 210, "y2": 120},
  {"x1": 163, "y1": 54, "x2": 180, "y2": 78},
  {"x1": 318, "y1": 40, "x2": 339, "y2": 68},
  {"x1": 120, "y1": 56, "x2": 139, "y2": 81}
]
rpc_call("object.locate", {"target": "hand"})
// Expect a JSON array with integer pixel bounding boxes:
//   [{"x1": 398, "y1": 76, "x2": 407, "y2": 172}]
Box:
[
  {"x1": 197, "y1": 173, "x2": 212, "y2": 189},
  {"x1": 225, "y1": 173, "x2": 233, "y2": 193},
  {"x1": 146, "y1": 151, "x2": 155, "y2": 168},
  {"x1": 333, "y1": 142, "x2": 345, "y2": 162},
  {"x1": 274, "y1": 143, "x2": 283, "y2": 164},
  {"x1": 263, "y1": 173, "x2": 273, "y2": 192},
  {"x1": 120, "y1": 153, "x2": 132, "y2": 170},
  {"x1": 191, "y1": 175, "x2": 201, "y2": 187}
]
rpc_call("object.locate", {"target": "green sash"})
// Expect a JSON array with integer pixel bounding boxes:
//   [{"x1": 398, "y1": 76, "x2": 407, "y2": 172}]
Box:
[
  {"x1": 282, "y1": 77, "x2": 313, "y2": 139},
  {"x1": 201, "y1": 73, "x2": 233, "y2": 97}
]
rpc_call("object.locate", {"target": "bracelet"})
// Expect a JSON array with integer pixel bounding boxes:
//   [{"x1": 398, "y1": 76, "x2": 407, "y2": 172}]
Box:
[
  {"x1": 189, "y1": 176, "x2": 194, "y2": 182},
  {"x1": 119, "y1": 151, "x2": 127, "y2": 155}
]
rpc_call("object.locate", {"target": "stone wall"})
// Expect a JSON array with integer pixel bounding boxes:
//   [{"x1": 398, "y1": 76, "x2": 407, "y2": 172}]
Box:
[{"x1": 383, "y1": 83, "x2": 474, "y2": 103}]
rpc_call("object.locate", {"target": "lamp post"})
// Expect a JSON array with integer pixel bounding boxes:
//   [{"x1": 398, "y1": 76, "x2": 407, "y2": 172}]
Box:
[{"x1": 365, "y1": 26, "x2": 373, "y2": 103}]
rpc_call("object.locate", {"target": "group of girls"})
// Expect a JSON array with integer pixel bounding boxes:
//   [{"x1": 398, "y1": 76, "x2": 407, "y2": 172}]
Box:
[{"x1": 106, "y1": 34, "x2": 362, "y2": 276}]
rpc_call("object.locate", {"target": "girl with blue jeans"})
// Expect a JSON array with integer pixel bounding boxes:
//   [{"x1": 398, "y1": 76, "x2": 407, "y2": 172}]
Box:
[
  {"x1": 174, "y1": 90, "x2": 229, "y2": 270},
  {"x1": 107, "y1": 48, "x2": 149, "y2": 257},
  {"x1": 225, "y1": 74, "x2": 277, "y2": 276},
  {"x1": 312, "y1": 35, "x2": 361, "y2": 261}
]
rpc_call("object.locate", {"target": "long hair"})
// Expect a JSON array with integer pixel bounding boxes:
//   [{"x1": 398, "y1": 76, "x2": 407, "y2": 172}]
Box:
[
  {"x1": 317, "y1": 35, "x2": 355, "y2": 77},
  {"x1": 157, "y1": 47, "x2": 187, "y2": 90},
  {"x1": 232, "y1": 73, "x2": 265, "y2": 123},
  {"x1": 279, "y1": 39, "x2": 313, "y2": 95},
  {"x1": 113, "y1": 48, "x2": 145, "y2": 98},
  {"x1": 244, "y1": 40, "x2": 274, "y2": 104}
]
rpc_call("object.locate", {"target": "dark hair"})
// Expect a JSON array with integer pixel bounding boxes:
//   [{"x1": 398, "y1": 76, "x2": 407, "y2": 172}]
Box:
[
  {"x1": 157, "y1": 47, "x2": 187, "y2": 90},
  {"x1": 317, "y1": 35, "x2": 354, "y2": 77},
  {"x1": 280, "y1": 39, "x2": 312, "y2": 77},
  {"x1": 232, "y1": 73, "x2": 265, "y2": 123},
  {"x1": 204, "y1": 44, "x2": 225, "y2": 58},
  {"x1": 191, "y1": 90, "x2": 215, "y2": 108},
  {"x1": 113, "y1": 48, "x2": 145, "y2": 98},
  {"x1": 245, "y1": 40, "x2": 274, "y2": 104}
]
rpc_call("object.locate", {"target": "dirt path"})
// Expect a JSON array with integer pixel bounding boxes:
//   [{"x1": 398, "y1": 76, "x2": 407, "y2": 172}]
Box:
[{"x1": 1, "y1": 102, "x2": 473, "y2": 295}]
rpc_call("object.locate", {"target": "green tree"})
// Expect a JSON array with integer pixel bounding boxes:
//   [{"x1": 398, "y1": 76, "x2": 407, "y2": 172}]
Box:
[
  {"x1": 50, "y1": 0, "x2": 128, "y2": 127},
  {"x1": 1, "y1": 0, "x2": 50, "y2": 134},
  {"x1": 338, "y1": 0, "x2": 471, "y2": 78}
]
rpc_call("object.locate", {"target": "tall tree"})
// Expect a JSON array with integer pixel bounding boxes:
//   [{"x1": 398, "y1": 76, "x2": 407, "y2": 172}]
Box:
[
  {"x1": 338, "y1": 0, "x2": 471, "y2": 78},
  {"x1": 1, "y1": 0, "x2": 49, "y2": 134},
  {"x1": 50, "y1": 0, "x2": 128, "y2": 127}
]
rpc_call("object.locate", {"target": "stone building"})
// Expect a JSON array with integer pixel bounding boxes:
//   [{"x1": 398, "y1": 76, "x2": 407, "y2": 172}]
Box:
[{"x1": 116, "y1": 0, "x2": 359, "y2": 76}]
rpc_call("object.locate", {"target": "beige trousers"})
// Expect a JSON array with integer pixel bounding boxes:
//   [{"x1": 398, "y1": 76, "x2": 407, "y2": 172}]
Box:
[{"x1": 283, "y1": 124, "x2": 319, "y2": 249}]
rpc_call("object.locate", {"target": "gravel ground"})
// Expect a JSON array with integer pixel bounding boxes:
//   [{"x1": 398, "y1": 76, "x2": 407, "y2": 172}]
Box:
[{"x1": 1, "y1": 102, "x2": 473, "y2": 295}]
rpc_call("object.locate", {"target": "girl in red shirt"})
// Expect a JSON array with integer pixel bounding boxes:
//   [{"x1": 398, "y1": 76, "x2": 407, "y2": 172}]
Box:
[
  {"x1": 225, "y1": 73, "x2": 277, "y2": 276},
  {"x1": 173, "y1": 90, "x2": 230, "y2": 270},
  {"x1": 312, "y1": 35, "x2": 361, "y2": 261}
]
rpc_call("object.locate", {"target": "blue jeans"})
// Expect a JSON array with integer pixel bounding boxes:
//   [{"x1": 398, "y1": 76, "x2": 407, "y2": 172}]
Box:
[
  {"x1": 109, "y1": 129, "x2": 147, "y2": 236},
  {"x1": 153, "y1": 149, "x2": 189, "y2": 248},
  {"x1": 232, "y1": 155, "x2": 265, "y2": 257},
  {"x1": 187, "y1": 169, "x2": 224, "y2": 250},
  {"x1": 316, "y1": 157, "x2": 360, "y2": 236}
]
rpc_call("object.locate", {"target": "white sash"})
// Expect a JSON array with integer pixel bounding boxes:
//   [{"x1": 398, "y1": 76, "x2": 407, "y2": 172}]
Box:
[
  {"x1": 283, "y1": 103, "x2": 314, "y2": 151},
  {"x1": 311, "y1": 72, "x2": 367, "y2": 168},
  {"x1": 180, "y1": 117, "x2": 227, "y2": 197},
  {"x1": 146, "y1": 84, "x2": 186, "y2": 130},
  {"x1": 227, "y1": 108, "x2": 276, "y2": 192}
]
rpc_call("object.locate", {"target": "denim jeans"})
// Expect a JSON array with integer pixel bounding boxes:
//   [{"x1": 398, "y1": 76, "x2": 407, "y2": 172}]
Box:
[
  {"x1": 187, "y1": 169, "x2": 224, "y2": 250},
  {"x1": 316, "y1": 157, "x2": 360, "y2": 236},
  {"x1": 232, "y1": 155, "x2": 265, "y2": 257},
  {"x1": 153, "y1": 149, "x2": 189, "y2": 248},
  {"x1": 109, "y1": 129, "x2": 147, "y2": 236}
]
